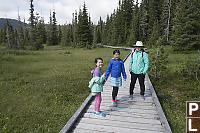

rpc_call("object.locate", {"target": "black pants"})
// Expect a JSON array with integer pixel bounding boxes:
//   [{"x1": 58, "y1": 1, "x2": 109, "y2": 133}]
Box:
[
  {"x1": 130, "y1": 73, "x2": 145, "y2": 95},
  {"x1": 112, "y1": 87, "x2": 119, "y2": 101}
]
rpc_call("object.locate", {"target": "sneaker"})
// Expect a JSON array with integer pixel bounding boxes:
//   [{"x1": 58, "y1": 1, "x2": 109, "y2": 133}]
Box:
[
  {"x1": 115, "y1": 97, "x2": 119, "y2": 102},
  {"x1": 95, "y1": 112, "x2": 106, "y2": 117},
  {"x1": 129, "y1": 95, "x2": 133, "y2": 101},
  {"x1": 140, "y1": 95, "x2": 145, "y2": 100},
  {"x1": 112, "y1": 101, "x2": 117, "y2": 107}
]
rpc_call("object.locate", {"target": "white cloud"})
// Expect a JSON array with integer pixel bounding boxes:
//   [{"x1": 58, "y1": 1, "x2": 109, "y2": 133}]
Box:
[{"x1": 0, "y1": 0, "x2": 141, "y2": 25}]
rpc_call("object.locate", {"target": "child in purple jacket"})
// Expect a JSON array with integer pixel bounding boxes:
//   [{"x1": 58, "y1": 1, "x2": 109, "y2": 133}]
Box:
[{"x1": 89, "y1": 58, "x2": 106, "y2": 117}]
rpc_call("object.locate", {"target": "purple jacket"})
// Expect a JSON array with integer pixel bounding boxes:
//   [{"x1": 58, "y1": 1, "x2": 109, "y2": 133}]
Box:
[{"x1": 91, "y1": 67, "x2": 103, "y2": 77}]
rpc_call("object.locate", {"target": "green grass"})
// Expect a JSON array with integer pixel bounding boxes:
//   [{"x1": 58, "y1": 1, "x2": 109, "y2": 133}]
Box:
[
  {"x1": 149, "y1": 46, "x2": 200, "y2": 133},
  {"x1": 0, "y1": 45, "x2": 130, "y2": 133},
  {"x1": 2, "y1": 44, "x2": 198, "y2": 132}
]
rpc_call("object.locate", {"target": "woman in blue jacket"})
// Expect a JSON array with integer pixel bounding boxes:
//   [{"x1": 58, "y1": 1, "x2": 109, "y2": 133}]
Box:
[
  {"x1": 105, "y1": 50, "x2": 127, "y2": 106},
  {"x1": 129, "y1": 41, "x2": 149, "y2": 100}
]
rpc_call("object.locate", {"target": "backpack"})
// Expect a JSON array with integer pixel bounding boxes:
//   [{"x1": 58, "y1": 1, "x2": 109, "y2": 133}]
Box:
[{"x1": 131, "y1": 48, "x2": 147, "y2": 58}]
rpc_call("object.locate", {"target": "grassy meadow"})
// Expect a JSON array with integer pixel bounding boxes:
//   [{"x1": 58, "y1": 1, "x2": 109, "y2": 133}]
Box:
[
  {"x1": 149, "y1": 46, "x2": 200, "y2": 133},
  {"x1": 0, "y1": 45, "x2": 130, "y2": 132},
  {"x1": 0, "y1": 44, "x2": 199, "y2": 133}
]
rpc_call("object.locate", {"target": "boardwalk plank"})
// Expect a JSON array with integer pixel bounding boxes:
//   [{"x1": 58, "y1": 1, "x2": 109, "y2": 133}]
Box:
[
  {"x1": 82, "y1": 113, "x2": 162, "y2": 125},
  {"x1": 78, "y1": 117, "x2": 165, "y2": 132},
  {"x1": 74, "y1": 123, "x2": 164, "y2": 133},
  {"x1": 87, "y1": 106, "x2": 158, "y2": 114}
]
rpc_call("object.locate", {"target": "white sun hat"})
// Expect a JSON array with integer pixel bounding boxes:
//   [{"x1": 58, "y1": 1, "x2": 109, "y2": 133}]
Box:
[{"x1": 134, "y1": 41, "x2": 144, "y2": 47}]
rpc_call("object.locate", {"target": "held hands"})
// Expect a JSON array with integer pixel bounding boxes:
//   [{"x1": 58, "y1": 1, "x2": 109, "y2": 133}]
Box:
[
  {"x1": 103, "y1": 72, "x2": 106, "y2": 76},
  {"x1": 102, "y1": 72, "x2": 106, "y2": 85}
]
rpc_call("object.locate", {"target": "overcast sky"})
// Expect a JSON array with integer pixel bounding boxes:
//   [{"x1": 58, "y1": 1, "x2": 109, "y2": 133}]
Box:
[{"x1": 0, "y1": 0, "x2": 141, "y2": 25}]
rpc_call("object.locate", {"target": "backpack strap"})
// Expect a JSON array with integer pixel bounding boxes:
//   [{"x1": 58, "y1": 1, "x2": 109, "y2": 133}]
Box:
[
  {"x1": 131, "y1": 48, "x2": 136, "y2": 58},
  {"x1": 131, "y1": 48, "x2": 145, "y2": 58}
]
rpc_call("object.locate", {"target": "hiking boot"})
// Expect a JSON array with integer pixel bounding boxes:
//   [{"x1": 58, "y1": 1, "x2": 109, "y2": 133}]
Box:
[
  {"x1": 140, "y1": 95, "x2": 145, "y2": 101},
  {"x1": 129, "y1": 95, "x2": 133, "y2": 101}
]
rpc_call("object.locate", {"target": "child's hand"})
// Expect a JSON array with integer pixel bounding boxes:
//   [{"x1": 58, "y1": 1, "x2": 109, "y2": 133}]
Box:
[{"x1": 103, "y1": 72, "x2": 106, "y2": 76}]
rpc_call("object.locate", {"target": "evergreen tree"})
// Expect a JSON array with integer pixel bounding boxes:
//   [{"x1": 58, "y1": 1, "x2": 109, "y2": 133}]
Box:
[
  {"x1": 139, "y1": 0, "x2": 148, "y2": 42},
  {"x1": 147, "y1": 0, "x2": 162, "y2": 35},
  {"x1": 16, "y1": 12, "x2": 24, "y2": 49},
  {"x1": 58, "y1": 25, "x2": 62, "y2": 44},
  {"x1": 128, "y1": 0, "x2": 140, "y2": 46},
  {"x1": 72, "y1": 11, "x2": 78, "y2": 47},
  {"x1": 0, "y1": 29, "x2": 2, "y2": 45},
  {"x1": 148, "y1": 21, "x2": 159, "y2": 47},
  {"x1": 52, "y1": 10, "x2": 58, "y2": 45},
  {"x1": 5, "y1": 20, "x2": 15, "y2": 49},
  {"x1": 171, "y1": 0, "x2": 200, "y2": 51},
  {"x1": 0, "y1": 29, "x2": 6, "y2": 45},
  {"x1": 102, "y1": 15, "x2": 110, "y2": 45},
  {"x1": 149, "y1": 45, "x2": 168, "y2": 78},
  {"x1": 28, "y1": 0, "x2": 42, "y2": 50},
  {"x1": 35, "y1": 16, "x2": 46, "y2": 45},
  {"x1": 47, "y1": 12, "x2": 52, "y2": 45},
  {"x1": 61, "y1": 24, "x2": 73, "y2": 46},
  {"x1": 76, "y1": 3, "x2": 93, "y2": 48}
]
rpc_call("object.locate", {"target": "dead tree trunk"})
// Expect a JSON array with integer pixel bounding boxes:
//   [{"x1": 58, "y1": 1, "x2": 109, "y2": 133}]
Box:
[{"x1": 166, "y1": 0, "x2": 171, "y2": 42}]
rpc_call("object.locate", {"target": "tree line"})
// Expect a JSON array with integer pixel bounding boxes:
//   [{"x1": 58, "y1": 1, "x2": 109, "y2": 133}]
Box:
[{"x1": 0, "y1": 0, "x2": 199, "y2": 50}]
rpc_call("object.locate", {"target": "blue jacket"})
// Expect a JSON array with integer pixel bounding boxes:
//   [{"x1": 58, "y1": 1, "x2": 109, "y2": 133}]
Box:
[
  {"x1": 129, "y1": 50, "x2": 149, "y2": 74},
  {"x1": 105, "y1": 58, "x2": 127, "y2": 80}
]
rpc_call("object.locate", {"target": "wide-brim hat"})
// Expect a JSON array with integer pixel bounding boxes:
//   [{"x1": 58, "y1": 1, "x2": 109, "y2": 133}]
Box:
[{"x1": 133, "y1": 41, "x2": 144, "y2": 47}]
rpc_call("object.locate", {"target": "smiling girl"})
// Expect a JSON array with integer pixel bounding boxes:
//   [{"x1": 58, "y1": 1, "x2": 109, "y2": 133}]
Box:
[{"x1": 89, "y1": 58, "x2": 106, "y2": 117}]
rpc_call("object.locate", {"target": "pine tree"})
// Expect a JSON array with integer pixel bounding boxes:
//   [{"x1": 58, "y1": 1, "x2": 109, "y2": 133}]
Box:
[
  {"x1": 138, "y1": 0, "x2": 148, "y2": 42},
  {"x1": 58, "y1": 25, "x2": 62, "y2": 44},
  {"x1": 0, "y1": 29, "x2": 2, "y2": 45},
  {"x1": 102, "y1": 15, "x2": 110, "y2": 45},
  {"x1": 128, "y1": 0, "x2": 140, "y2": 46},
  {"x1": 5, "y1": 20, "x2": 15, "y2": 49},
  {"x1": 2, "y1": 25, "x2": 7, "y2": 45},
  {"x1": 76, "y1": 3, "x2": 92, "y2": 48},
  {"x1": 171, "y1": 0, "x2": 200, "y2": 51},
  {"x1": 147, "y1": 21, "x2": 159, "y2": 47},
  {"x1": 72, "y1": 11, "x2": 78, "y2": 47},
  {"x1": 0, "y1": 29, "x2": 5, "y2": 45},
  {"x1": 23, "y1": 18, "x2": 29, "y2": 46},
  {"x1": 61, "y1": 24, "x2": 71, "y2": 46},
  {"x1": 16, "y1": 12, "x2": 24, "y2": 49},
  {"x1": 52, "y1": 10, "x2": 58, "y2": 45},
  {"x1": 147, "y1": 0, "x2": 162, "y2": 35},
  {"x1": 47, "y1": 12, "x2": 52, "y2": 45},
  {"x1": 29, "y1": 0, "x2": 42, "y2": 50},
  {"x1": 35, "y1": 16, "x2": 46, "y2": 45},
  {"x1": 149, "y1": 45, "x2": 168, "y2": 78}
]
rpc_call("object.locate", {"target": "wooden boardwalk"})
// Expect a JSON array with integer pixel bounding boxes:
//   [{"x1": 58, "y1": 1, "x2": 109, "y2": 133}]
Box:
[{"x1": 60, "y1": 50, "x2": 172, "y2": 133}]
